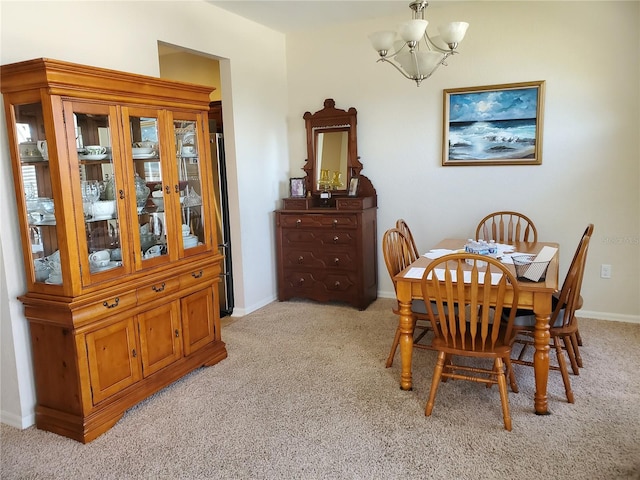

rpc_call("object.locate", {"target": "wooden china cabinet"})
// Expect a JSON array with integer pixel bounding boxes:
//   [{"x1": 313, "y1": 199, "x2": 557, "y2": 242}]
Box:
[
  {"x1": 0, "y1": 58, "x2": 227, "y2": 443},
  {"x1": 275, "y1": 99, "x2": 378, "y2": 310}
]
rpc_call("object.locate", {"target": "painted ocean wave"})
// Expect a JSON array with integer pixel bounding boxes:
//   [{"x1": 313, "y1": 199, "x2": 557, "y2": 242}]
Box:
[{"x1": 448, "y1": 119, "x2": 537, "y2": 160}]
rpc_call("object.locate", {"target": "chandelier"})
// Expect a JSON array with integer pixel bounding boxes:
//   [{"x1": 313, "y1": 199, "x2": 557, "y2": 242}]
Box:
[{"x1": 369, "y1": 1, "x2": 469, "y2": 86}]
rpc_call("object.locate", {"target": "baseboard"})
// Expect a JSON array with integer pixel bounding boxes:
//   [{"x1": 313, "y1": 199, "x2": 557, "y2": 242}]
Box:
[
  {"x1": 230, "y1": 294, "x2": 277, "y2": 317},
  {"x1": 1, "y1": 408, "x2": 35, "y2": 430},
  {"x1": 377, "y1": 290, "x2": 639, "y2": 324}
]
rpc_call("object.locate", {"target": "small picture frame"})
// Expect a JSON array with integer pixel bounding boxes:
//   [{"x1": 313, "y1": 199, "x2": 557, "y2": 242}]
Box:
[
  {"x1": 289, "y1": 177, "x2": 306, "y2": 198},
  {"x1": 347, "y1": 176, "x2": 359, "y2": 197}
]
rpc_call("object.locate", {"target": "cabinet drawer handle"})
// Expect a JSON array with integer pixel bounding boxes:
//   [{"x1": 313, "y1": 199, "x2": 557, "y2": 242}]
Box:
[
  {"x1": 102, "y1": 297, "x2": 120, "y2": 309},
  {"x1": 175, "y1": 329, "x2": 180, "y2": 338},
  {"x1": 333, "y1": 219, "x2": 338, "y2": 227},
  {"x1": 152, "y1": 282, "x2": 166, "y2": 292},
  {"x1": 118, "y1": 189, "x2": 125, "y2": 200},
  {"x1": 296, "y1": 219, "x2": 301, "y2": 227},
  {"x1": 334, "y1": 281, "x2": 341, "y2": 288},
  {"x1": 334, "y1": 257, "x2": 340, "y2": 265},
  {"x1": 192, "y1": 270, "x2": 204, "y2": 278},
  {"x1": 298, "y1": 255, "x2": 304, "y2": 263},
  {"x1": 333, "y1": 236, "x2": 339, "y2": 243}
]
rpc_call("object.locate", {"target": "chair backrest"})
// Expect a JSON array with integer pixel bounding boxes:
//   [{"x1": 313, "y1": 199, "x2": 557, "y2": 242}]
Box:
[
  {"x1": 382, "y1": 228, "x2": 418, "y2": 293},
  {"x1": 475, "y1": 211, "x2": 538, "y2": 244},
  {"x1": 550, "y1": 224, "x2": 594, "y2": 330},
  {"x1": 421, "y1": 253, "x2": 520, "y2": 351},
  {"x1": 395, "y1": 218, "x2": 420, "y2": 259}
]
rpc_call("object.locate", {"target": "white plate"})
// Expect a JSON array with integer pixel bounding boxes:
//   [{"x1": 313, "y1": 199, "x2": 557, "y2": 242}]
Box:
[
  {"x1": 133, "y1": 153, "x2": 157, "y2": 159},
  {"x1": 90, "y1": 261, "x2": 120, "y2": 273},
  {"x1": 79, "y1": 154, "x2": 108, "y2": 161}
]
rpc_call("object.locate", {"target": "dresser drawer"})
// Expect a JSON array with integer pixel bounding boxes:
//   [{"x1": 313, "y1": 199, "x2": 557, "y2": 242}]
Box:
[
  {"x1": 136, "y1": 277, "x2": 181, "y2": 305},
  {"x1": 281, "y1": 229, "x2": 357, "y2": 248},
  {"x1": 281, "y1": 270, "x2": 357, "y2": 296},
  {"x1": 281, "y1": 249, "x2": 357, "y2": 270},
  {"x1": 279, "y1": 213, "x2": 359, "y2": 229}
]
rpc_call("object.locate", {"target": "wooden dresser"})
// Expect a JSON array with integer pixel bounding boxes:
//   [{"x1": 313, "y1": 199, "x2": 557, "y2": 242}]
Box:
[{"x1": 276, "y1": 193, "x2": 377, "y2": 310}]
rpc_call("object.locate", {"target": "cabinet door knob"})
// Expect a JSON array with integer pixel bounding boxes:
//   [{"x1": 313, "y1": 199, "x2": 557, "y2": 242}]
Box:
[
  {"x1": 118, "y1": 189, "x2": 125, "y2": 200},
  {"x1": 132, "y1": 349, "x2": 137, "y2": 358},
  {"x1": 175, "y1": 329, "x2": 180, "y2": 338},
  {"x1": 334, "y1": 281, "x2": 341, "y2": 288},
  {"x1": 298, "y1": 255, "x2": 304, "y2": 263},
  {"x1": 296, "y1": 219, "x2": 301, "y2": 227},
  {"x1": 175, "y1": 184, "x2": 180, "y2": 193},
  {"x1": 102, "y1": 297, "x2": 120, "y2": 309},
  {"x1": 334, "y1": 257, "x2": 340, "y2": 265},
  {"x1": 333, "y1": 236, "x2": 339, "y2": 243},
  {"x1": 165, "y1": 185, "x2": 171, "y2": 194},
  {"x1": 152, "y1": 282, "x2": 166, "y2": 292}
]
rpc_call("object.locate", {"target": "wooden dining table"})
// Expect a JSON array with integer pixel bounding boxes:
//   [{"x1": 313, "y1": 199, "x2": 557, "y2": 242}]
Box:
[{"x1": 394, "y1": 238, "x2": 560, "y2": 415}]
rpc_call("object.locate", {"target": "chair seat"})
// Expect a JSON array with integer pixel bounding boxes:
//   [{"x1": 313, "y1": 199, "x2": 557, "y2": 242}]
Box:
[{"x1": 432, "y1": 333, "x2": 512, "y2": 357}]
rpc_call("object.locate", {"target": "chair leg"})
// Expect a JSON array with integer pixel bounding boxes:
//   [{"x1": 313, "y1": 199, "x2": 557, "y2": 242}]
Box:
[
  {"x1": 553, "y1": 336, "x2": 575, "y2": 403},
  {"x1": 385, "y1": 326, "x2": 402, "y2": 368},
  {"x1": 495, "y1": 358, "x2": 512, "y2": 431},
  {"x1": 504, "y1": 356, "x2": 519, "y2": 393},
  {"x1": 563, "y1": 335, "x2": 580, "y2": 375},
  {"x1": 576, "y1": 328, "x2": 583, "y2": 346},
  {"x1": 570, "y1": 333, "x2": 583, "y2": 368},
  {"x1": 425, "y1": 352, "x2": 446, "y2": 416}
]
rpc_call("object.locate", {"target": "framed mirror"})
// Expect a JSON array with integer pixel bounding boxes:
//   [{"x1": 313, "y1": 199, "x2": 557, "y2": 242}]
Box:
[{"x1": 303, "y1": 99, "x2": 362, "y2": 195}]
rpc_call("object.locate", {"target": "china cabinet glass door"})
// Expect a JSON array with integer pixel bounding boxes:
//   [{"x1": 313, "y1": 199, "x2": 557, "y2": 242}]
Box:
[
  {"x1": 122, "y1": 108, "x2": 171, "y2": 268},
  {"x1": 173, "y1": 116, "x2": 208, "y2": 253},
  {"x1": 67, "y1": 102, "x2": 126, "y2": 285},
  {"x1": 13, "y1": 101, "x2": 62, "y2": 285}
]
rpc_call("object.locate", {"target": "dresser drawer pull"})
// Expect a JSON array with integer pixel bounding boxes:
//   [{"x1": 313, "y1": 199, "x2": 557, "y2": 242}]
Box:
[
  {"x1": 334, "y1": 257, "x2": 340, "y2": 265},
  {"x1": 333, "y1": 236, "x2": 339, "y2": 243},
  {"x1": 102, "y1": 297, "x2": 120, "y2": 309},
  {"x1": 297, "y1": 278, "x2": 305, "y2": 285},
  {"x1": 192, "y1": 270, "x2": 204, "y2": 278},
  {"x1": 334, "y1": 281, "x2": 341, "y2": 288},
  {"x1": 296, "y1": 219, "x2": 302, "y2": 227},
  {"x1": 298, "y1": 255, "x2": 304, "y2": 263},
  {"x1": 333, "y1": 219, "x2": 338, "y2": 227},
  {"x1": 152, "y1": 282, "x2": 166, "y2": 292}
]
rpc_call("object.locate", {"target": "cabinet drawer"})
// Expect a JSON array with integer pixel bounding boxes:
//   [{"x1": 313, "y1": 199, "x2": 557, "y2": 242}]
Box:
[
  {"x1": 282, "y1": 250, "x2": 357, "y2": 270},
  {"x1": 281, "y1": 270, "x2": 357, "y2": 295},
  {"x1": 279, "y1": 214, "x2": 358, "y2": 229},
  {"x1": 74, "y1": 290, "x2": 138, "y2": 324},
  {"x1": 136, "y1": 278, "x2": 180, "y2": 305},
  {"x1": 179, "y1": 265, "x2": 219, "y2": 289},
  {"x1": 281, "y1": 229, "x2": 356, "y2": 248}
]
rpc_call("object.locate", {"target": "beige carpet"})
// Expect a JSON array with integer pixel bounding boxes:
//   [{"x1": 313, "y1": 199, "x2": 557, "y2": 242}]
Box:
[{"x1": 2, "y1": 298, "x2": 639, "y2": 479}]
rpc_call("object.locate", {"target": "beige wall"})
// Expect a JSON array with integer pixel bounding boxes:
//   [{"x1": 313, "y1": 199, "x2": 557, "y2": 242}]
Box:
[
  {"x1": 286, "y1": 1, "x2": 639, "y2": 320},
  {"x1": 158, "y1": 46, "x2": 222, "y2": 102}
]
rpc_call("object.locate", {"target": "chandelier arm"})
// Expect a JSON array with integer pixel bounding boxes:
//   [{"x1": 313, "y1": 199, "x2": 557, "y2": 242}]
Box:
[{"x1": 376, "y1": 57, "x2": 420, "y2": 82}]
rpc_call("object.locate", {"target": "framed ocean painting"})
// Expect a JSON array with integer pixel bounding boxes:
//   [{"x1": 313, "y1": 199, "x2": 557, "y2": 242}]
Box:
[{"x1": 442, "y1": 81, "x2": 545, "y2": 166}]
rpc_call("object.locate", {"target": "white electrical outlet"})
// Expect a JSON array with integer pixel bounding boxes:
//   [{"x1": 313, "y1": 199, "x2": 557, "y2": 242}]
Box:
[{"x1": 600, "y1": 264, "x2": 612, "y2": 279}]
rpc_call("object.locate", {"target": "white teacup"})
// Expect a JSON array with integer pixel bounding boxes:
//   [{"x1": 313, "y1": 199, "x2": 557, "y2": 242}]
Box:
[
  {"x1": 47, "y1": 273, "x2": 63, "y2": 284},
  {"x1": 89, "y1": 250, "x2": 110, "y2": 268},
  {"x1": 92, "y1": 200, "x2": 115, "y2": 219},
  {"x1": 181, "y1": 146, "x2": 196, "y2": 156},
  {"x1": 85, "y1": 145, "x2": 107, "y2": 155}
]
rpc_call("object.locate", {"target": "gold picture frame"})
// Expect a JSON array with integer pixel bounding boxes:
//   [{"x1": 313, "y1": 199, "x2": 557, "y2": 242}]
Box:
[{"x1": 443, "y1": 81, "x2": 545, "y2": 166}]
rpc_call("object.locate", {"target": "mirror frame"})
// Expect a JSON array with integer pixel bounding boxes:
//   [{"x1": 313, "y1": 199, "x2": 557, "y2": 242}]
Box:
[{"x1": 302, "y1": 99, "x2": 362, "y2": 195}]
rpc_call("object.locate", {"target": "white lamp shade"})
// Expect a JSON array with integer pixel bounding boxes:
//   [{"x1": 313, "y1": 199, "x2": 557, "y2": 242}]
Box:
[
  {"x1": 396, "y1": 51, "x2": 444, "y2": 77},
  {"x1": 399, "y1": 19, "x2": 428, "y2": 43},
  {"x1": 369, "y1": 31, "x2": 396, "y2": 52},
  {"x1": 438, "y1": 22, "x2": 469, "y2": 46}
]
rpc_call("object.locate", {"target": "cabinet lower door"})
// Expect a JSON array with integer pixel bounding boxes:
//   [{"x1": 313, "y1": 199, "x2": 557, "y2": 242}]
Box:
[
  {"x1": 137, "y1": 302, "x2": 182, "y2": 377},
  {"x1": 181, "y1": 287, "x2": 215, "y2": 356},
  {"x1": 85, "y1": 318, "x2": 142, "y2": 404}
]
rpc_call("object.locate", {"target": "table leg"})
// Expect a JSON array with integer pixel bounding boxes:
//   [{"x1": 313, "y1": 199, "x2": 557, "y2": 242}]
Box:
[
  {"x1": 533, "y1": 293, "x2": 552, "y2": 415},
  {"x1": 397, "y1": 282, "x2": 414, "y2": 391}
]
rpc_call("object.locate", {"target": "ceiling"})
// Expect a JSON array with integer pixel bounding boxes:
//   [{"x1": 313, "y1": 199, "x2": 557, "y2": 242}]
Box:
[{"x1": 207, "y1": 1, "x2": 408, "y2": 33}]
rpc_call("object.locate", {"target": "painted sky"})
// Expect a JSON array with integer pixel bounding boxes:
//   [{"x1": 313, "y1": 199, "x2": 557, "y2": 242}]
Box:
[{"x1": 449, "y1": 87, "x2": 539, "y2": 123}]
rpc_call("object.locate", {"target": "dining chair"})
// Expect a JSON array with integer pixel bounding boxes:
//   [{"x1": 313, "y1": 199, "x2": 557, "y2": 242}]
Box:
[
  {"x1": 475, "y1": 211, "x2": 538, "y2": 244},
  {"x1": 395, "y1": 218, "x2": 420, "y2": 260},
  {"x1": 421, "y1": 253, "x2": 520, "y2": 431},
  {"x1": 382, "y1": 227, "x2": 433, "y2": 368},
  {"x1": 507, "y1": 224, "x2": 594, "y2": 403}
]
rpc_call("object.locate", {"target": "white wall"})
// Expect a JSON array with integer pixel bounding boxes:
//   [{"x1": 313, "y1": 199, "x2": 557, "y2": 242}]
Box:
[
  {"x1": 286, "y1": 1, "x2": 640, "y2": 320},
  {"x1": 0, "y1": 1, "x2": 288, "y2": 428}
]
